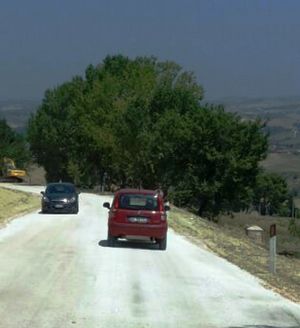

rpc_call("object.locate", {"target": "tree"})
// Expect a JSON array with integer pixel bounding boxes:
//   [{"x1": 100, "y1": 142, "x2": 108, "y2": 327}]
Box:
[
  {"x1": 27, "y1": 54, "x2": 268, "y2": 217},
  {"x1": 0, "y1": 119, "x2": 30, "y2": 167},
  {"x1": 253, "y1": 171, "x2": 288, "y2": 215},
  {"x1": 151, "y1": 106, "x2": 268, "y2": 216}
]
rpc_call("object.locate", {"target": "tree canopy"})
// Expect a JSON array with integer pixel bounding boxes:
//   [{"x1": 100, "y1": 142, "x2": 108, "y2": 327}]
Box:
[
  {"x1": 253, "y1": 171, "x2": 288, "y2": 215},
  {"x1": 28, "y1": 55, "x2": 269, "y2": 216},
  {"x1": 0, "y1": 119, "x2": 30, "y2": 168}
]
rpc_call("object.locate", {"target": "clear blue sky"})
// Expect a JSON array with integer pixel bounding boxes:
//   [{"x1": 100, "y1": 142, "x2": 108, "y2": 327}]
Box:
[{"x1": 0, "y1": 0, "x2": 299, "y2": 100}]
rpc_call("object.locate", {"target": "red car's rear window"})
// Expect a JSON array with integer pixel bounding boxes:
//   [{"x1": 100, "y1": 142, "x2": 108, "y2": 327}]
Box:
[{"x1": 118, "y1": 193, "x2": 159, "y2": 211}]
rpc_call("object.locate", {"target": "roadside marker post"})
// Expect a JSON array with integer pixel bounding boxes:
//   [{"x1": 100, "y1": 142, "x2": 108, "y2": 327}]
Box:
[{"x1": 269, "y1": 224, "x2": 277, "y2": 274}]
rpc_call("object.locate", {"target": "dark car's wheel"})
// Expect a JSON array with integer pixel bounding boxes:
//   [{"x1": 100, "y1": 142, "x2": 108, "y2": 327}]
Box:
[
  {"x1": 107, "y1": 231, "x2": 117, "y2": 247},
  {"x1": 158, "y1": 235, "x2": 167, "y2": 250}
]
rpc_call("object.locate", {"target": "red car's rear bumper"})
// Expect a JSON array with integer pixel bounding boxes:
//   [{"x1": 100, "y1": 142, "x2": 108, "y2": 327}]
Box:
[{"x1": 109, "y1": 221, "x2": 167, "y2": 239}]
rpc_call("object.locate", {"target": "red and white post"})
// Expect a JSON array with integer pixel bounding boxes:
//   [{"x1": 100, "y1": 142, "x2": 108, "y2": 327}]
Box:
[{"x1": 269, "y1": 224, "x2": 277, "y2": 274}]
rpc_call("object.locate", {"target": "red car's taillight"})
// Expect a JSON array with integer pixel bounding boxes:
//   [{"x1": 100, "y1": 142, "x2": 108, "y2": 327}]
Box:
[
  {"x1": 114, "y1": 197, "x2": 119, "y2": 209},
  {"x1": 159, "y1": 199, "x2": 164, "y2": 212},
  {"x1": 160, "y1": 213, "x2": 167, "y2": 221}
]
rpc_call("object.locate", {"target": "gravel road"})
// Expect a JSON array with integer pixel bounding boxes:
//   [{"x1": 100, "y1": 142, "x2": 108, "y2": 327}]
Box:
[{"x1": 0, "y1": 185, "x2": 299, "y2": 328}]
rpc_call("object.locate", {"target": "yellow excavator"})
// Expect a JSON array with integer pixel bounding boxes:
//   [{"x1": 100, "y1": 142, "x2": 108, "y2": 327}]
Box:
[{"x1": 0, "y1": 157, "x2": 26, "y2": 182}]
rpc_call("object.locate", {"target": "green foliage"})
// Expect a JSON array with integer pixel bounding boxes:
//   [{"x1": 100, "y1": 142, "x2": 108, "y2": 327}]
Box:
[
  {"x1": 289, "y1": 218, "x2": 300, "y2": 237},
  {"x1": 158, "y1": 107, "x2": 268, "y2": 216},
  {"x1": 0, "y1": 119, "x2": 30, "y2": 167},
  {"x1": 28, "y1": 54, "x2": 269, "y2": 216},
  {"x1": 253, "y1": 171, "x2": 288, "y2": 215}
]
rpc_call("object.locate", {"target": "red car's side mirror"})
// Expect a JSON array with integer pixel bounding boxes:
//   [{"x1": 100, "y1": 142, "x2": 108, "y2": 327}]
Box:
[{"x1": 103, "y1": 202, "x2": 110, "y2": 209}]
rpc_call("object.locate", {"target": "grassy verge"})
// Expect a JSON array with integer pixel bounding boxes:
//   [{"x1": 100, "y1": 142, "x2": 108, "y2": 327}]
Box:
[
  {"x1": 169, "y1": 207, "x2": 300, "y2": 303},
  {"x1": 0, "y1": 187, "x2": 40, "y2": 227}
]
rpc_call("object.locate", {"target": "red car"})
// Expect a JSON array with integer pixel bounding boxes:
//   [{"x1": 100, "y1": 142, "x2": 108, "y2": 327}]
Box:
[{"x1": 103, "y1": 189, "x2": 169, "y2": 250}]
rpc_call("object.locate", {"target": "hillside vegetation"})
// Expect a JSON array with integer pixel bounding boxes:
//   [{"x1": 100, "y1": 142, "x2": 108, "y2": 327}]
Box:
[{"x1": 0, "y1": 187, "x2": 40, "y2": 227}]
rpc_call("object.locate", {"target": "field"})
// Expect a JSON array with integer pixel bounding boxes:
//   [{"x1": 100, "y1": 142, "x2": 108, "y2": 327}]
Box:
[
  {"x1": 263, "y1": 152, "x2": 300, "y2": 174},
  {"x1": 262, "y1": 152, "x2": 300, "y2": 193},
  {"x1": 221, "y1": 96, "x2": 300, "y2": 150}
]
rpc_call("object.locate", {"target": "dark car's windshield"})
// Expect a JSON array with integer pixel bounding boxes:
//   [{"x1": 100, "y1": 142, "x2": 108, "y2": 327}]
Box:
[
  {"x1": 46, "y1": 184, "x2": 75, "y2": 194},
  {"x1": 119, "y1": 194, "x2": 158, "y2": 211}
]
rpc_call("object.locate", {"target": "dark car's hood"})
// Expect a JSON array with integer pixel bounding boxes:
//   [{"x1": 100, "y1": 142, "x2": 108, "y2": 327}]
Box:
[{"x1": 45, "y1": 193, "x2": 76, "y2": 201}]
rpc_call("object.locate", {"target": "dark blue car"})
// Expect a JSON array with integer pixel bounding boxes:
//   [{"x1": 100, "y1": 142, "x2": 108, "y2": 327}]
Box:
[{"x1": 41, "y1": 182, "x2": 80, "y2": 214}]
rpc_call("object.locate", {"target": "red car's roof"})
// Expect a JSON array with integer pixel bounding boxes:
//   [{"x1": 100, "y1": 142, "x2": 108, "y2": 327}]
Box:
[{"x1": 116, "y1": 188, "x2": 159, "y2": 195}]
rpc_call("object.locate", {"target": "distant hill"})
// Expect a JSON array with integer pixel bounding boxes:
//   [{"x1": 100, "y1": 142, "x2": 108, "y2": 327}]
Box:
[
  {"x1": 214, "y1": 96, "x2": 300, "y2": 152},
  {"x1": 0, "y1": 100, "x2": 40, "y2": 134},
  {"x1": 212, "y1": 96, "x2": 300, "y2": 193}
]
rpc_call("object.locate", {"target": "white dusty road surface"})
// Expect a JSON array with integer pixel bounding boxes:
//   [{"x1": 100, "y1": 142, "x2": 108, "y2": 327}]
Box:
[{"x1": 0, "y1": 185, "x2": 300, "y2": 328}]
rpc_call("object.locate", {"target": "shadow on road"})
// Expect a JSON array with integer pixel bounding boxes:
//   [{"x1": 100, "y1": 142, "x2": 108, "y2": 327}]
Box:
[
  {"x1": 38, "y1": 211, "x2": 76, "y2": 215},
  {"x1": 98, "y1": 239, "x2": 160, "y2": 251}
]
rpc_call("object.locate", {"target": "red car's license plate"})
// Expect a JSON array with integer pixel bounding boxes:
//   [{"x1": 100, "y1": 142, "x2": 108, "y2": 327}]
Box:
[{"x1": 128, "y1": 216, "x2": 148, "y2": 223}]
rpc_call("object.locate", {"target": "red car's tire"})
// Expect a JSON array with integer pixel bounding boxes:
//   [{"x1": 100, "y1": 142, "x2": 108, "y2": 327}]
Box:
[{"x1": 158, "y1": 235, "x2": 167, "y2": 250}]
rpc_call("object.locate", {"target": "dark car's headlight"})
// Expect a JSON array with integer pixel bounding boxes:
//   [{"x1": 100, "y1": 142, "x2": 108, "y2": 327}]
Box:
[
  {"x1": 43, "y1": 196, "x2": 50, "y2": 202},
  {"x1": 69, "y1": 196, "x2": 76, "y2": 203}
]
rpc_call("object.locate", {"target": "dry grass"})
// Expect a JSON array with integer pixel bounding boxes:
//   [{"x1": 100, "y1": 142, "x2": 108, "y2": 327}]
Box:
[
  {"x1": 0, "y1": 187, "x2": 40, "y2": 227},
  {"x1": 26, "y1": 164, "x2": 46, "y2": 185},
  {"x1": 267, "y1": 117, "x2": 296, "y2": 129},
  {"x1": 262, "y1": 153, "x2": 300, "y2": 174},
  {"x1": 262, "y1": 152, "x2": 300, "y2": 192},
  {"x1": 169, "y1": 207, "x2": 300, "y2": 303}
]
